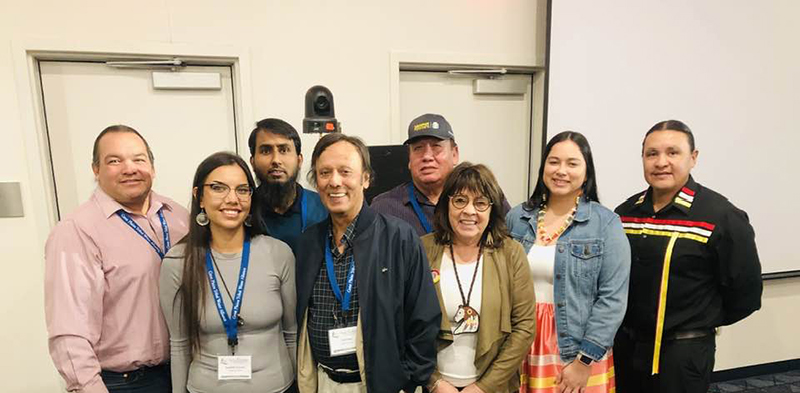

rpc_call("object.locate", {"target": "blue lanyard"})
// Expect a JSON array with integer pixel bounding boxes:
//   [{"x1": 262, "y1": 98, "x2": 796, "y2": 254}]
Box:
[
  {"x1": 116, "y1": 210, "x2": 170, "y2": 259},
  {"x1": 324, "y1": 236, "x2": 356, "y2": 312},
  {"x1": 407, "y1": 183, "x2": 432, "y2": 234},
  {"x1": 205, "y1": 237, "x2": 251, "y2": 348},
  {"x1": 300, "y1": 189, "x2": 308, "y2": 232}
]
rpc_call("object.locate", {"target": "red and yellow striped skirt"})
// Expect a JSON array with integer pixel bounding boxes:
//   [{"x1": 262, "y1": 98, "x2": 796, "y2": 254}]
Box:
[{"x1": 519, "y1": 303, "x2": 615, "y2": 393}]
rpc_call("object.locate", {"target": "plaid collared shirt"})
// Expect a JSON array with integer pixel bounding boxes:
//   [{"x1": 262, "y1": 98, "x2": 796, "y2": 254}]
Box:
[{"x1": 307, "y1": 215, "x2": 361, "y2": 371}]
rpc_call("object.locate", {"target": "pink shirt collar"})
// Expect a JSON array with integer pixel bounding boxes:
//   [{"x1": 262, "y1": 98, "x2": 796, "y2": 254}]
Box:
[{"x1": 93, "y1": 187, "x2": 175, "y2": 218}]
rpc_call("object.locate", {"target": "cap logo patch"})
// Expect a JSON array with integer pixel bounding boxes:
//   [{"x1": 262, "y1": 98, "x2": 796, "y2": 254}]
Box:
[
  {"x1": 432, "y1": 121, "x2": 439, "y2": 129},
  {"x1": 413, "y1": 121, "x2": 430, "y2": 132}
]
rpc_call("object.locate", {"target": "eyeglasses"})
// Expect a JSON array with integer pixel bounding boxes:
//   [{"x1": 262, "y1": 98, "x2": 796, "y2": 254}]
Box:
[
  {"x1": 203, "y1": 183, "x2": 253, "y2": 201},
  {"x1": 449, "y1": 194, "x2": 492, "y2": 212}
]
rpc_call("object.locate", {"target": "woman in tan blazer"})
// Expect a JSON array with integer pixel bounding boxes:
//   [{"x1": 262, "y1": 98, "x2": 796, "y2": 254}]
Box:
[{"x1": 423, "y1": 162, "x2": 536, "y2": 393}]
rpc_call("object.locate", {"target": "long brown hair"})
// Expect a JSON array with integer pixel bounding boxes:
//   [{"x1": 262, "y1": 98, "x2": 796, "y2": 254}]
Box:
[
  {"x1": 174, "y1": 152, "x2": 259, "y2": 357},
  {"x1": 432, "y1": 162, "x2": 508, "y2": 248}
]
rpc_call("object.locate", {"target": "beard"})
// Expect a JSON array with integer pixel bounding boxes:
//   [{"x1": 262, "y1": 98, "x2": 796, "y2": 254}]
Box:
[{"x1": 254, "y1": 168, "x2": 299, "y2": 211}]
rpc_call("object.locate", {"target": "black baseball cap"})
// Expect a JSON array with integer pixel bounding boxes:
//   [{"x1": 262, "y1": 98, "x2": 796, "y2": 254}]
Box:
[{"x1": 403, "y1": 113, "x2": 455, "y2": 145}]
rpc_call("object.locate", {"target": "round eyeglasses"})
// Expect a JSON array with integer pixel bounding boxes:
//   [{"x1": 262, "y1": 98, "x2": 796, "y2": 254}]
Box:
[{"x1": 449, "y1": 194, "x2": 492, "y2": 212}]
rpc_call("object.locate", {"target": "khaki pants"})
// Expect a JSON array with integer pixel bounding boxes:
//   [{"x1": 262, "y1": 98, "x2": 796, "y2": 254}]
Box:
[
  {"x1": 314, "y1": 365, "x2": 423, "y2": 393},
  {"x1": 317, "y1": 365, "x2": 367, "y2": 393}
]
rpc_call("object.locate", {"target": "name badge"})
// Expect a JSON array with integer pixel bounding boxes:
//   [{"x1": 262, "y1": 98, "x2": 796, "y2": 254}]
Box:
[
  {"x1": 328, "y1": 326, "x2": 357, "y2": 356},
  {"x1": 218, "y1": 355, "x2": 252, "y2": 380}
]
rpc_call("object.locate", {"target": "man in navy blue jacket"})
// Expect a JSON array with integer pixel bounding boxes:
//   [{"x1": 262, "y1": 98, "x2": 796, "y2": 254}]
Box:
[{"x1": 295, "y1": 132, "x2": 441, "y2": 393}]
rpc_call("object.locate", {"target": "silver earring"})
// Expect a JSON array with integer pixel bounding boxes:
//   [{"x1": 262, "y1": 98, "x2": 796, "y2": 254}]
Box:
[
  {"x1": 195, "y1": 209, "x2": 210, "y2": 226},
  {"x1": 244, "y1": 215, "x2": 252, "y2": 227}
]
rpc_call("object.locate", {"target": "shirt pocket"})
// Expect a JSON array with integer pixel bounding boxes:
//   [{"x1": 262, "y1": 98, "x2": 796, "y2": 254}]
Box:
[{"x1": 569, "y1": 239, "x2": 604, "y2": 279}]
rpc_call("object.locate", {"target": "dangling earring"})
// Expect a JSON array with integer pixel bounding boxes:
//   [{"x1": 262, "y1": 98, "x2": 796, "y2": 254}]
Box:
[
  {"x1": 195, "y1": 209, "x2": 210, "y2": 226},
  {"x1": 244, "y1": 214, "x2": 252, "y2": 227}
]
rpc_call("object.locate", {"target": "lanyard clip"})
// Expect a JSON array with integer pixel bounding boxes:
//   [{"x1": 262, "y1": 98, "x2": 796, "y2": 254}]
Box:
[{"x1": 228, "y1": 337, "x2": 239, "y2": 355}]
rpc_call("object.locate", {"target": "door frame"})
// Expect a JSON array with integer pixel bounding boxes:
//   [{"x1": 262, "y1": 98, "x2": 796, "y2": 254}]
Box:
[
  {"x1": 12, "y1": 37, "x2": 254, "y2": 247},
  {"x1": 388, "y1": 50, "x2": 546, "y2": 198}
]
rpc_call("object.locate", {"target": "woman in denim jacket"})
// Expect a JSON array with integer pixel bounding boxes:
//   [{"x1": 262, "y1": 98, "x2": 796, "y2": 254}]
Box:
[{"x1": 506, "y1": 131, "x2": 630, "y2": 393}]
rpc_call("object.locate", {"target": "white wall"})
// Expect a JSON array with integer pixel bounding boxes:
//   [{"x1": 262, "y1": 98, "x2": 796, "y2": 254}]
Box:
[
  {"x1": 715, "y1": 277, "x2": 800, "y2": 370},
  {"x1": 546, "y1": 0, "x2": 800, "y2": 371},
  {"x1": 0, "y1": 1, "x2": 544, "y2": 391}
]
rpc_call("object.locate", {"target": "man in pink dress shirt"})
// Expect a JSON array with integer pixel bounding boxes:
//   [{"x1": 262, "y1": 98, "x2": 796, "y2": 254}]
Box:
[{"x1": 45, "y1": 125, "x2": 189, "y2": 393}]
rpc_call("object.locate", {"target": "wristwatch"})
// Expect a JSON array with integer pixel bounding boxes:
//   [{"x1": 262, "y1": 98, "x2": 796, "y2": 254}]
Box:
[{"x1": 577, "y1": 353, "x2": 593, "y2": 366}]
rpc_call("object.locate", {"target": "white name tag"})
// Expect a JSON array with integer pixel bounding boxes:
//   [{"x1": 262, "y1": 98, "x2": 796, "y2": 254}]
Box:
[
  {"x1": 328, "y1": 326, "x2": 357, "y2": 356},
  {"x1": 218, "y1": 355, "x2": 252, "y2": 380}
]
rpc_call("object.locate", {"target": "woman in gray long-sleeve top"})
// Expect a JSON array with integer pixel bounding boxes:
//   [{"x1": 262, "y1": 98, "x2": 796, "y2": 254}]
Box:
[{"x1": 159, "y1": 152, "x2": 297, "y2": 393}]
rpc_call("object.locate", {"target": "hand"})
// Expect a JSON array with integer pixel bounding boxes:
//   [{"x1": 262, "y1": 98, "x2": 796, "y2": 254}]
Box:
[
  {"x1": 432, "y1": 380, "x2": 460, "y2": 393},
  {"x1": 555, "y1": 360, "x2": 591, "y2": 393},
  {"x1": 460, "y1": 383, "x2": 485, "y2": 393}
]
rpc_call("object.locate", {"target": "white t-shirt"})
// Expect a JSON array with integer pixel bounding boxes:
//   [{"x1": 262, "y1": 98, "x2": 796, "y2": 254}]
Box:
[
  {"x1": 527, "y1": 244, "x2": 556, "y2": 304},
  {"x1": 437, "y1": 251, "x2": 484, "y2": 387}
]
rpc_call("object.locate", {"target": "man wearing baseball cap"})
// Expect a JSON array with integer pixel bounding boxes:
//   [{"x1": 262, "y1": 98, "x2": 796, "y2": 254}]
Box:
[
  {"x1": 372, "y1": 113, "x2": 462, "y2": 236},
  {"x1": 373, "y1": 113, "x2": 459, "y2": 236}
]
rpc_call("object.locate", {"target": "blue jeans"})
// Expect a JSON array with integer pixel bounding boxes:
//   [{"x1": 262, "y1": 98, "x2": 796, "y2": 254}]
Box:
[{"x1": 100, "y1": 363, "x2": 171, "y2": 393}]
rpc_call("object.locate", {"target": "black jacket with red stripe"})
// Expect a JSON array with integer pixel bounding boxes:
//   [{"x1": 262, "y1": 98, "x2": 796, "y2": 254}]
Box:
[{"x1": 615, "y1": 176, "x2": 762, "y2": 336}]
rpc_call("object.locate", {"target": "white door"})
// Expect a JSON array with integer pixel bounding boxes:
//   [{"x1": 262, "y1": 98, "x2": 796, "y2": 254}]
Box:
[
  {"x1": 399, "y1": 71, "x2": 536, "y2": 206},
  {"x1": 39, "y1": 61, "x2": 238, "y2": 218}
]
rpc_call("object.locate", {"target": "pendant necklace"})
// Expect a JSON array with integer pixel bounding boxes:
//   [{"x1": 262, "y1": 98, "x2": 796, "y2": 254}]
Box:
[{"x1": 449, "y1": 242, "x2": 483, "y2": 335}]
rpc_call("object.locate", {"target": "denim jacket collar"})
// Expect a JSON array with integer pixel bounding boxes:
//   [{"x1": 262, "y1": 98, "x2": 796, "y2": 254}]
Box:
[
  {"x1": 520, "y1": 197, "x2": 592, "y2": 229},
  {"x1": 574, "y1": 197, "x2": 592, "y2": 223}
]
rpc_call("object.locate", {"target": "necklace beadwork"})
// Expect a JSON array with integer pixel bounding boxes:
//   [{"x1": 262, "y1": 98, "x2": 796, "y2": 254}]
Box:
[{"x1": 537, "y1": 196, "x2": 580, "y2": 245}]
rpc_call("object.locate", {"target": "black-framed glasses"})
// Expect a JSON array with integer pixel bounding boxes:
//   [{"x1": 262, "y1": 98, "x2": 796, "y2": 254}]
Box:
[
  {"x1": 203, "y1": 183, "x2": 253, "y2": 201},
  {"x1": 449, "y1": 194, "x2": 492, "y2": 212}
]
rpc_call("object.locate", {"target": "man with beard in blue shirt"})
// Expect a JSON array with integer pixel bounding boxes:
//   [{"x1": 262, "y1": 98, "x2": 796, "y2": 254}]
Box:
[{"x1": 249, "y1": 118, "x2": 327, "y2": 253}]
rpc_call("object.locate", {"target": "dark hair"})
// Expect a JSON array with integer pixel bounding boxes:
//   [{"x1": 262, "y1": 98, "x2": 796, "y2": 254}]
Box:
[
  {"x1": 643, "y1": 119, "x2": 696, "y2": 152},
  {"x1": 307, "y1": 133, "x2": 374, "y2": 187},
  {"x1": 248, "y1": 118, "x2": 302, "y2": 156},
  {"x1": 432, "y1": 162, "x2": 508, "y2": 248},
  {"x1": 92, "y1": 124, "x2": 155, "y2": 166},
  {"x1": 176, "y1": 151, "x2": 260, "y2": 357},
  {"x1": 524, "y1": 131, "x2": 599, "y2": 210}
]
